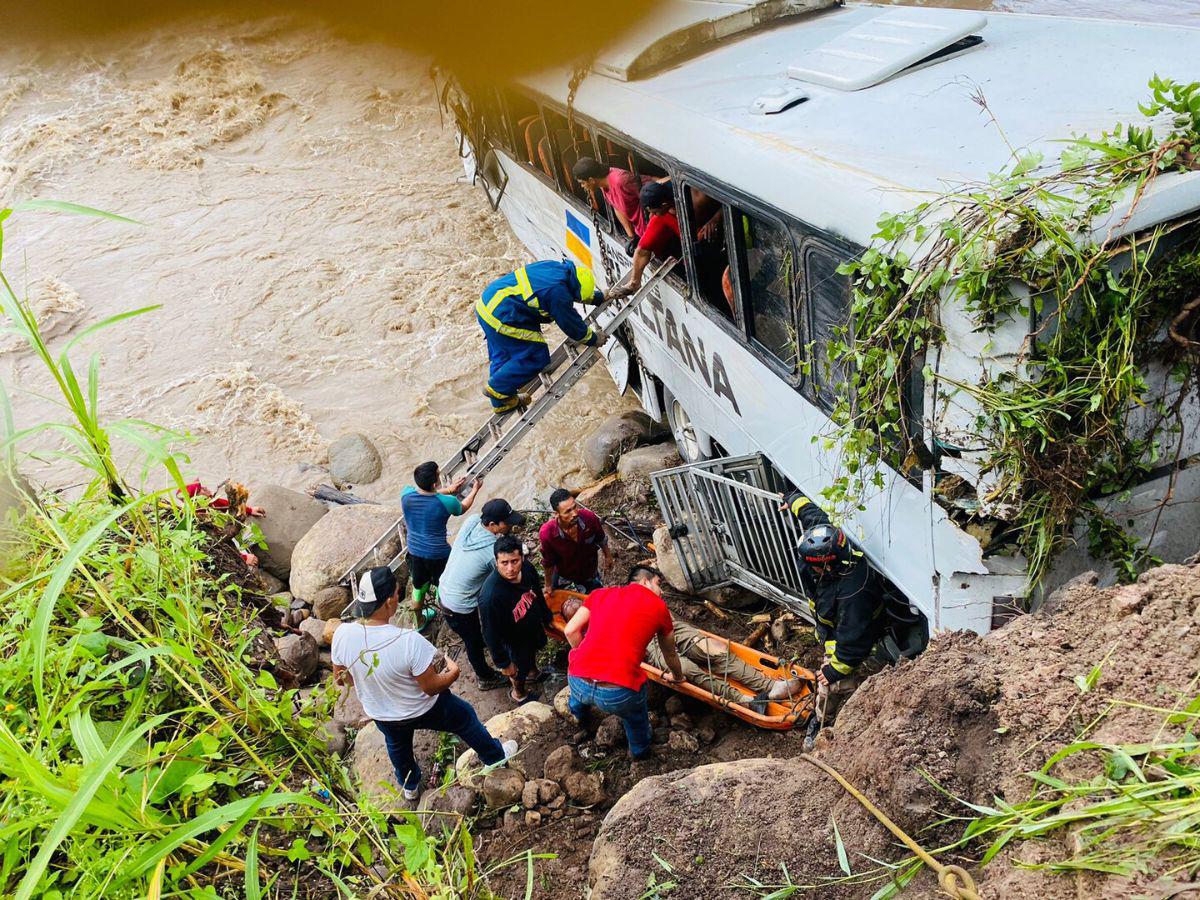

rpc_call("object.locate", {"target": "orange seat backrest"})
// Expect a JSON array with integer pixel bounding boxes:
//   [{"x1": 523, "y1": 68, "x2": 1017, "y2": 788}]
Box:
[
  {"x1": 537, "y1": 136, "x2": 555, "y2": 180},
  {"x1": 523, "y1": 116, "x2": 545, "y2": 167}
]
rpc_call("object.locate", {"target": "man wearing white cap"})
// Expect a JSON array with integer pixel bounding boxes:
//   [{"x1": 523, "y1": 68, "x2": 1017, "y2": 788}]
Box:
[{"x1": 331, "y1": 566, "x2": 518, "y2": 801}]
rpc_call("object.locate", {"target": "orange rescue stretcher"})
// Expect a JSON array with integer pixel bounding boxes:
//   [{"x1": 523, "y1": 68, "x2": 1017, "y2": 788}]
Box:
[{"x1": 545, "y1": 590, "x2": 816, "y2": 732}]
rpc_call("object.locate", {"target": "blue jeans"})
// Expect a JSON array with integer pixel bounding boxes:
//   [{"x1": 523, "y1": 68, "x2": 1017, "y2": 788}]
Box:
[
  {"x1": 567, "y1": 675, "x2": 653, "y2": 758},
  {"x1": 375, "y1": 691, "x2": 504, "y2": 791}
]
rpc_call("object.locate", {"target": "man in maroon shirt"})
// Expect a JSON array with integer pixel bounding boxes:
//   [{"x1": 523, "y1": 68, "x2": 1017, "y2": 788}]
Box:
[
  {"x1": 564, "y1": 565, "x2": 685, "y2": 759},
  {"x1": 539, "y1": 488, "x2": 613, "y2": 594}
]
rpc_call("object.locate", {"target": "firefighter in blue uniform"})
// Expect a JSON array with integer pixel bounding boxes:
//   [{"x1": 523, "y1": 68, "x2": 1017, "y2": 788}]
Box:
[{"x1": 477, "y1": 260, "x2": 607, "y2": 412}]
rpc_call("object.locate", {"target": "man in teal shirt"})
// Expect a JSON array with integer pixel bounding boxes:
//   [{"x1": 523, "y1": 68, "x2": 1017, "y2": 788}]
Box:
[{"x1": 401, "y1": 461, "x2": 482, "y2": 628}]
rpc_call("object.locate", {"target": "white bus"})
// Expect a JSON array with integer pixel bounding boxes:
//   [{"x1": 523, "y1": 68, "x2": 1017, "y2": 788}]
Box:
[{"x1": 440, "y1": 1, "x2": 1200, "y2": 637}]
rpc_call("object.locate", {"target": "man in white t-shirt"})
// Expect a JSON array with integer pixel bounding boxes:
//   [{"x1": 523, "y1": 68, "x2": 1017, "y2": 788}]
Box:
[{"x1": 332, "y1": 566, "x2": 517, "y2": 801}]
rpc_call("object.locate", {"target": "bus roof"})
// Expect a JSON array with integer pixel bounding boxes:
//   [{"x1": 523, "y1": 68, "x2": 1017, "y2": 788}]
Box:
[{"x1": 520, "y1": 4, "x2": 1200, "y2": 247}]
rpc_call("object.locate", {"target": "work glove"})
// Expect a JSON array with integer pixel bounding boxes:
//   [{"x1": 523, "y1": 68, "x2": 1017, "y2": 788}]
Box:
[
  {"x1": 624, "y1": 234, "x2": 639, "y2": 256},
  {"x1": 604, "y1": 284, "x2": 635, "y2": 302},
  {"x1": 590, "y1": 326, "x2": 609, "y2": 348}
]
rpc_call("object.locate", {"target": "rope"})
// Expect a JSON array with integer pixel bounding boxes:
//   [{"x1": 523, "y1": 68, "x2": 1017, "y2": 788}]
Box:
[{"x1": 797, "y1": 755, "x2": 981, "y2": 900}]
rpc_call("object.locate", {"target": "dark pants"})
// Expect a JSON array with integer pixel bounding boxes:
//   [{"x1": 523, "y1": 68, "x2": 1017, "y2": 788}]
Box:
[
  {"x1": 442, "y1": 607, "x2": 501, "y2": 682},
  {"x1": 375, "y1": 691, "x2": 504, "y2": 791},
  {"x1": 551, "y1": 573, "x2": 603, "y2": 593},
  {"x1": 481, "y1": 323, "x2": 550, "y2": 408},
  {"x1": 567, "y1": 675, "x2": 652, "y2": 758},
  {"x1": 408, "y1": 553, "x2": 448, "y2": 591}
]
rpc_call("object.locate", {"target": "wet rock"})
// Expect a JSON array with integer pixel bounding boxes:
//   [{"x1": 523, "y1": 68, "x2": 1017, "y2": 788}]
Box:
[
  {"x1": 582, "y1": 410, "x2": 667, "y2": 478},
  {"x1": 553, "y1": 685, "x2": 573, "y2": 719},
  {"x1": 521, "y1": 780, "x2": 542, "y2": 809},
  {"x1": 617, "y1": 444, "x2": 681, "y2": 480},
  {"x1": 322, "y1": 618, "x2": 342, "y2": 647},
  {"x1": 544, "y1": 745, "x2": 581, "y2": 783},
  {"x1": 274, "y1": 632, "x2": 319, "y2": 680},
  {"x1": 418, "y1": 784, "x2": 479, "y2": 830},
  {"x1": 652, "y1": 525, "x2": 690, "y2": 593},
  {"x1": 667, "y1": 730, "x2": 700, "y2": 753},
  {"x1": 298, "y1": 617, "x2": 326, "y2": 646},
  {"x1": 322, "y1": 720, "x2": 348, "y2": 756},
  {"x1": 563, "y1": 770, "x2": 605, "y2": 806},
  {"x1": 328, "y1": 433, "x2": 383, "y2": 487},
  {"x1": 538, "y1": 779, "x2": 562, "y2": 803},
  {"x1": 702, "y1": 584, "x2": 762, "y2": 611},
  {"x1": 669, "y1": 713, "x2": 693, "y2": 731},
  {"x1": 313, "y1": 586, "x2": 352, "y2": 621},
  {"x1": 595, "y1": 715, "x2": 626, "y2": 748},
  {"x1": 289, "y1": 503, "x2": 407, "y2": 602},
  {"x1": 664, "y1": 695, "x2": 685, "y2": 717},
  {"x1": 250, "y1": 485, "x2": 329, "y2": 579},
  {"x1": 482, "y1": 767, "x2": 526, "y2": 808},
  {"x1": 250, "y1": 568, "x2": 286, "y2": 596}
]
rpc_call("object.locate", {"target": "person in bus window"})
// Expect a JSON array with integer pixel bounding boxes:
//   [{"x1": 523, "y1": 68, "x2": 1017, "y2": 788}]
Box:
[
  {"x1": 627, "y1": 180, "x2": 724, "y2": 295},
  {"x1": 572, "y1": 156, "x2": 652, "y2": 253}
]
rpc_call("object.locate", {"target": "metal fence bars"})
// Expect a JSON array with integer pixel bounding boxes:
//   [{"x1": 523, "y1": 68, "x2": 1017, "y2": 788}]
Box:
[{"x1": 651, "y1": 453, "x2": 810, "y2": 619}]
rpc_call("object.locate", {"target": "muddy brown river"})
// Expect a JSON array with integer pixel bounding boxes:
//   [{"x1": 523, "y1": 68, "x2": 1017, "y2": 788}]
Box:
[{"x1": 0, "y1": 2, "x2": 1194, "y2": 507}]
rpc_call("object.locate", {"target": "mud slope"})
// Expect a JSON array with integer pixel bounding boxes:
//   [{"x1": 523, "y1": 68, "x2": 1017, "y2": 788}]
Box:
[{"x1": 590, "y1": 563, "x2": 1200, "y2": 899}]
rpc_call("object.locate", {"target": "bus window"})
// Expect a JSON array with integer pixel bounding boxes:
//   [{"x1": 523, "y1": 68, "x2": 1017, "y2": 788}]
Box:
[
  {"x1": 681, "y1": 183, "x2": 731, "y2": 320},
  {"x1": 805, "y1": 245, "x2": 853, "y2": 409},
  {"x1": 732, "y1": 210, "x2": 800, "y2": 371},
  {"x1": 543, "y1": 107, "x2": 596, "y2": 205},
  {"x1": 502, "y1": 91, "x2": 552, "y2": 179},
  {"x1": 468, "y1": 85, "x2": 510, "y2": 155}
]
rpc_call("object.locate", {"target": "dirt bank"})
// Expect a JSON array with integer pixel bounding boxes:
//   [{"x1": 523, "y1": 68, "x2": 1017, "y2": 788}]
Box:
[{"x1": 583, "y1": 561, "x2": 1200, "y2": 898}]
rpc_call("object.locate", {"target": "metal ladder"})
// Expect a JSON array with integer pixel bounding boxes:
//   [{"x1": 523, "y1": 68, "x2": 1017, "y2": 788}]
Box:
[{"x1": 337, "y1": 258, "x2": 678, "y2": 589}]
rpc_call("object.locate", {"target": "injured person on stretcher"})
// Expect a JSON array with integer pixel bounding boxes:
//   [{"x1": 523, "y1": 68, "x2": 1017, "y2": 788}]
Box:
[{"x1": 560, "y1": 596, "x2": 807, "y2": 713}]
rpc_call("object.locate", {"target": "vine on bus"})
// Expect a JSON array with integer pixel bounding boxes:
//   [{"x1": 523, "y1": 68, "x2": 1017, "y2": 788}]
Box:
[{"x1": 821, "y1": 76, "x2": 1200, "y2": 587}]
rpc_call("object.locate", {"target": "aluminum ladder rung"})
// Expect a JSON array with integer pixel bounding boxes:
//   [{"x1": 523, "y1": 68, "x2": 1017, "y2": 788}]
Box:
[{"x1": 338, "y1": 259, "x2": 676, "y2": 588}]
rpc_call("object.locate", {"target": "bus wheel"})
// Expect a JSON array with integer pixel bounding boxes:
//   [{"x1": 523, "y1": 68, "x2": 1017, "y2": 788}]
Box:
[{"x1": 663, "y1": 388, "x2": 712, "y2": 463}]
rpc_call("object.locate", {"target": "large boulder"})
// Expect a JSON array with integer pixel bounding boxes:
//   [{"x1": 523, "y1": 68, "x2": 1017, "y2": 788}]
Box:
[
  {"x1": 349, "y1": 722, "x2": 404, "y2": 809},
  {"x1": 332, "y1": 681, "x2": 370, "y2": 729},
  {"x1": 274, "y1": 633, "x2": 319, "y2": 681},
  {"x1": 328, "y1": 433, "x2": 383, "y2": 487},
  {"x1": 249, "y1": 485, "x2": 329, "y2": 579},
  {"x1": 651, "y1": 525, "x2": 690, "y2": 593},
  {"x1": 616, "y1": 445, "x2": 681, "y2": 481},
  {"x1": 456, "y1": 702, "x2": 555, "y2": 777},
  {"x1": 298, "y1": 617, "x2": 327, "y2": 647},
  {"x1": 289, "y1": 504, "x2": 406, "y2": 601},
  {"x1": 588, "y1": 759, "x2": 858, "y2": 900},
  {"x1": 582, "y1": 410, "x2": 667, "y2": 479}
]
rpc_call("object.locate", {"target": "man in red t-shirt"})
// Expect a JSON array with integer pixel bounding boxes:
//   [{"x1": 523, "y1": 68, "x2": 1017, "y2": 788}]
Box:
[{"x1": 564, "y1": 565, "x2": 685, "y2": 759}]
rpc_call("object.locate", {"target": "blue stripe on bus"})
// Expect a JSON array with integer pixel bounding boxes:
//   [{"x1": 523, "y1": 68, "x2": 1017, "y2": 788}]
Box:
[{"x1": 565, "y1": 209, "x2": 591, "y2": 245}]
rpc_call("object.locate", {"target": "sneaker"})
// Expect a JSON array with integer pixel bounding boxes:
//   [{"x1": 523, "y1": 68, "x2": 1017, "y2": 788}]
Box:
[
  {"x1": 501, "y1": 739, "x2": 519, "y2": 761},
  {"x1": 478, "y1": 676, "x2": 508, "y2": 691},
  {"x1": 403, "y1": 785, "x2": 421, "y2": 801}
]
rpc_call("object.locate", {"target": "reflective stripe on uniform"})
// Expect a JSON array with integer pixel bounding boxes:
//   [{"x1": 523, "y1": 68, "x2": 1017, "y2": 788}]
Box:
[
  {"x1": 790, "y1": 496, "x2": 811, "y2": 517},
  {"x1": 480, "y1": 271, "x2": 549, "y2": 345},
  {"x1": 483, "y1": 383, "x2": 509, "y2": 399},
  {"x1": 515, "y1": 266, "x2": 538, "y2": 310},
  {"x1": 824, "y1": 640, "x2": 836, "y2": 656},
  {"x1": 828, "y1": 652, "x2": 854, "y2": 675}
]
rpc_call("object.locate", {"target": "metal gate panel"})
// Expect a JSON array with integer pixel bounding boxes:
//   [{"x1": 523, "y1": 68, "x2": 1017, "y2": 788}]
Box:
[{"x1": 652, "y1": 454, "x2": 810, "y2": 618}]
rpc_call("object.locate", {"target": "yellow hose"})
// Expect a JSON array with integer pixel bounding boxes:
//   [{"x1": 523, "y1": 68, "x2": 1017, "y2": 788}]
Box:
[{"x1": 799, "y1": 755, "x2": 982, "y2": 900}]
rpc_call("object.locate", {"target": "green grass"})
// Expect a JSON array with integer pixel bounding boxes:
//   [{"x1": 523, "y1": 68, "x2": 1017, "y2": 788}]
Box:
[{"x1": 0, "y1": 203, "x2": 536, "y2": 898}]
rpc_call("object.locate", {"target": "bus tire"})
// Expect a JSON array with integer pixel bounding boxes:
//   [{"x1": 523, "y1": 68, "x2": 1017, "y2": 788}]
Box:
[{"x1": 663, "y1": 387, "x2": 713, "y2": 463}]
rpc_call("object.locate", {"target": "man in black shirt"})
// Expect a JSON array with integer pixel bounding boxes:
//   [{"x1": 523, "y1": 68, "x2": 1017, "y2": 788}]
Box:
[{"x1": 479, "y1": 535, "x2": 552, "y2": 705}]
